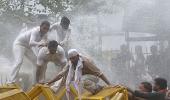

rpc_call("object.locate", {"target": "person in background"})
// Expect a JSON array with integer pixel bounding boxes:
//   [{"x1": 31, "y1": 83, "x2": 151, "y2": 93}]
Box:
[
  {"x1": 133, "y1": 45, "x2": 145, "y2": 84},
  {"x1": 114, "y1": 44, "x2": 134, "y2": 84},
  {"x1": 145, "y1": 45, "x2": 161, "y2": 78}
]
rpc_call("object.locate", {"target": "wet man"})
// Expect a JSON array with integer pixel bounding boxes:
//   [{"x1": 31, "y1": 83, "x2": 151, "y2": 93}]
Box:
[
  {"x1": 50, "y1": 16, "x2": 71, "y2": 53},
  {"x1": 10, "y1": 21, "x2": 50, "y2": 83},
  {"x1": 36, "y1": 40, "x2": 67, "y2": 83},
  {"x1": 45, "y1": 49, "x2": 111, "y2": 99}
]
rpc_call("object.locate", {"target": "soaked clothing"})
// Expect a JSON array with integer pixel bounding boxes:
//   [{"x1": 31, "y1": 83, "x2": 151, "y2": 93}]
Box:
[
  {"x1": 50, "y1": 23, "x2": 71, "y2": 44},
  {"x1": 14, "y1": 27, "x2": 47, "y2": 50},
  {"x1": 50, "y1": 23, "x2": 71, "y2": 53},
  {"x1": 37, "y1": 45, "x2": 66, "y2": 66},
  {"x1": 37, "y1": 45, "x2": 67, "y2": 82},
  {"x1": 10, "y1": 27, "x2": 47, "y2": 83}
]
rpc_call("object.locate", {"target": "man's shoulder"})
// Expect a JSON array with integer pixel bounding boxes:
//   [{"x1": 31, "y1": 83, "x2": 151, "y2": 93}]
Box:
[
  {"x1": 51, "y1": 23, "x2": 60, "y2": 29},
  {"x1": 57, "y1": 45, "x2": 65, "y2": 54},
  {"x1": 38, "y1": 47, "x2": 48, "y2": 55},
  {"x1": 30, "y1": 27, "x2": 40, "y2": 34}
]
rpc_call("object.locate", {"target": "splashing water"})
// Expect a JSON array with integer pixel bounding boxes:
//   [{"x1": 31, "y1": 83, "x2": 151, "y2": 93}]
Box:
[{"x1": 0, "y1": 55, "x2": 12, "y2": 85}]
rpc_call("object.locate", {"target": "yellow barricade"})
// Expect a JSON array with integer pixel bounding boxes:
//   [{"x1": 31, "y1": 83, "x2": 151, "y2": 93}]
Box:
[
  {"x1": 75, "y1": 86, "x2": 128, "y2": 100},
  {"x1": 0, "y1": 89, "x2": 31, "y2": 100},
  {"x1": 0, "y1": 84, "x2": 129, "y2": 100}
]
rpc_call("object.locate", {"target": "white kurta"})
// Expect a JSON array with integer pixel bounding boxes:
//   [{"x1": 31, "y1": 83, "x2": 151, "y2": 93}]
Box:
[{"x1": 10, "y1": 27, "x2": 47, "y2": 83}]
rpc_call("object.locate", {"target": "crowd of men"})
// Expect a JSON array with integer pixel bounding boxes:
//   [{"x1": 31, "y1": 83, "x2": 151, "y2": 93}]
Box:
[
  {"x1": 112, "y1": 44, "x2": 170, "y2": 83},
  {"x1": 8, "y1": 17, "x2": 111, "y2": 100},
  {"x1": 7, "y1": 16, "x2": 170, "y2": 100}
]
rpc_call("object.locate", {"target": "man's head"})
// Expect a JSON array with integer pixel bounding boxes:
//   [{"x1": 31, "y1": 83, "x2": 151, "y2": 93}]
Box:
[
  {"x1": 135, "y1": 45, "x2": 143, "y2": 55},
  {"x1": 153, "y1": 78, "x2": 167, "y2": 92},
  {"x1": 40, "y1": 21, "x2": 50, "y2": 34},
  {"x1": 60, "y1": 16, "x2": 70, "y2": 29},
  {"x1": 48, "y1": 40, "x2": 58, "y2": 54},
  {"x1": 120, "y1": 44, "x2": 128, "y2": 52},
  {"x1": 150, "y1": 45, "x2": 158, "y2": 55},
  {"x1": 139, "y1": 82, "x2": 152, "y2": 92},
  {"x1": 68, "y1": 49, "x2": 79, "y2": 65}
]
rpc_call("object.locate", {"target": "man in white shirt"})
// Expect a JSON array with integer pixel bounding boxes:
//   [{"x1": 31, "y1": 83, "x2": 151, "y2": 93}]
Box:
[
  {"x1": 50, "y1": 16, "x2": 71, "y2": 53},
  {"x1": 10, "y1": 21, "x2": 50, "y2": 83},
  {"x1": 36, "y1": 40, "x2": 67, "y2": 83}
]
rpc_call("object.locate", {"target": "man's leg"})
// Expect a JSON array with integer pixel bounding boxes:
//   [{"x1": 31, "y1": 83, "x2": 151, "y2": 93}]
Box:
[
  {"x1": 10, "y1": 44, "x2": 26, "y2": 83},
  {"x1": 25, "y1": 49, "x2": 37, "y2": 84},
  {"x1": 39, "y1": 64, "x2": 47, "y2": 83}
]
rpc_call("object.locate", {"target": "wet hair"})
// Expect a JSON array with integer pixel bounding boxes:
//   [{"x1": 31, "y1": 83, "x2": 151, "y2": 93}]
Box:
[
  {"x1": 154, "y1": 78, "x2": 167, "y2": 90},
  {"x1": 48, "y1": 40, "x2": 58, "y2": 49},
  {"x1": 61, "y1": 16, "x2": 70, "y2": 25},
  {"x1": 141, "y1": 82, "x2": 152, "y2": 92},
  {"x1": 40, "y1": 20, "x2": 50, "y2": 27}
]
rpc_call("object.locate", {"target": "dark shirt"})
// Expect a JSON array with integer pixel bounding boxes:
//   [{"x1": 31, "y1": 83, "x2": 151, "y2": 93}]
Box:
[{"x1": 134, "y1": 90, "x2": 165, "y2": 100}]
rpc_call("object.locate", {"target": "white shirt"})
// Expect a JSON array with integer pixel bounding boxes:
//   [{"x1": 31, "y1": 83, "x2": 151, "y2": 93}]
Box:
[
  {"x1": 50, "y1": 23, "x2": 71, "y2": 43},
  {"x1": 14, "y1": 27, "x2": 47, "y2": 48},
  {"x1": 37, "y1": 45, "x2": 67, "y2": 67}
]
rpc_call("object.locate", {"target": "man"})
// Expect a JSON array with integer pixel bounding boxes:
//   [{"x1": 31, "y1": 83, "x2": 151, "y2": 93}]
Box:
[
  {"x1": 10, "y1": 21, "x2": 50, "y2": 83},
  {"x1": 114, "y1": 44, "x2": 134, "y2": 84},
  {"x1": 45, "y1": 49, "x2": 111, "y2": 99},
  {"x1": 50, "y1": 16, "x2": 71, "y2": 52},
  {"x1": 145, "y1": 45, "x2": 161, "y2": 77},
  {"x1": 128, "y1": 82, "x2": 152, "y2": 100},
  {"x1": 129, "y1": 78, "x2": 167, "y2": 100},
  {"x1": 36, "y1": 40, "x2": 67, "y2": 83},
  {"x1": 133, "y1": 45, "x2": 145, "y2": 85},
  {"x1": 139, "y1": 82, "x2": 152, "y2": 93}
]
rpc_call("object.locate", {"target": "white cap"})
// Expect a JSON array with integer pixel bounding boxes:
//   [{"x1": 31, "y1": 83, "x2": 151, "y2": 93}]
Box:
[{"x1": 68, "y1": 49, "x2": 79, "y2": 59}]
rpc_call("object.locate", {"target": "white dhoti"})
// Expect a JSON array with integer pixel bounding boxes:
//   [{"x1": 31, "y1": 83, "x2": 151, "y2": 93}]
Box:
[{"x1": 50, "y1": 78, "x2": 65, "y2": 93}]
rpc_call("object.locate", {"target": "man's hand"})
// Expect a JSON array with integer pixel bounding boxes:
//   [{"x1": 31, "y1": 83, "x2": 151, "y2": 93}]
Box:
[
  {"x1": 38, "y1": 81, "x2": 46, "y2": 84},
  {"x1": 60, "y1": 41, "x2": 65, "y2": 46},
  {"x1": 38, "y1": 42, "x2": 47, "y2": 47}
]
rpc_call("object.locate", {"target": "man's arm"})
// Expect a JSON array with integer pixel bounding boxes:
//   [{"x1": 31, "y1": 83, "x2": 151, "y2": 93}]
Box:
[
  {"x1": 36, "y1": 48, "x2": 46, "y2": 83},
  {"x1": 36, "y1": 65, "x2": 42, "y2": 83},
  {"x1": 60, "y1": 29, "x2": 71, "y2": 45},
  {"x1": 47, "y1": 64, "x2": 69, "y2": 85},
  {"x1": 49, "y1": 23, "x2": 57, "y2": 31},
  {"x1": 29, "y1": 31, "x2": 42, "y2": 47},
  {"x1": 134, "y1": 90, "x2": 160, "y2": 99},
  {"x1": 99, "y1": 73, "x2": 111, "y2": 85}
]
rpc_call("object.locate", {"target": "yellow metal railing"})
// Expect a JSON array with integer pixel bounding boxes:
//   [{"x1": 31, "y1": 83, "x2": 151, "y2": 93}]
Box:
[
  {"x1": 0, "y1": 84, "x2": 128, "y2": 100},
  {"x1": 75, "y1": 86, "x2": 128, "y2": 100}
]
